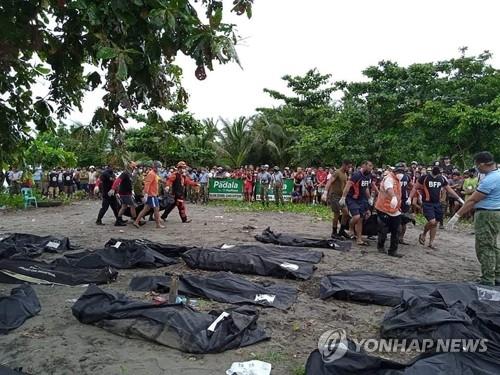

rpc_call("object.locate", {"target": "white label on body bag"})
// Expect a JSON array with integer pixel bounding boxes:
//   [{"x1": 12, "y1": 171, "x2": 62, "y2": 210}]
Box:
[
  {"x1": 46, "y1": 241, "x2": 60, "y2": 249},
  {"x1": 207, "y1": 312, "x2": 230, "y2": 332},
  {"x1": 254, "y1": 294, "x2": 276, "y2": 303},
  {"x1": 280, "y1": 262, "x2": 299, "y2": 271},
  {"x1": 112, "y1": 241, "x2": 122, "y2": 248}
]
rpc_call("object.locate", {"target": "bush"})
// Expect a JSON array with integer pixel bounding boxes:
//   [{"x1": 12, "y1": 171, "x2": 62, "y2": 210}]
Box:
[{"x1": 0, "y1": 193, "x2": 24, "y2": 209}]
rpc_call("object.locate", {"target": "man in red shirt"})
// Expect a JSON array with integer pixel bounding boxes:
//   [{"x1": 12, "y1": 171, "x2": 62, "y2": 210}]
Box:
[
  {"x1": 162, "y1": 161, "x2": 199, "y2": 223},
  {"x1": 315, "y1": 167, "x2": 328, "y2": 204}
]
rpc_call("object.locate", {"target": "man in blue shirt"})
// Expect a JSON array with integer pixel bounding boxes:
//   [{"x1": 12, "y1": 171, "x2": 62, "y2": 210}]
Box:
[
  {"x1": 447, "y1": 151, "x2": 500, "y2": 285},
  {"x1": 198, "y1": 168, "x2": 209, "y2": 204}
]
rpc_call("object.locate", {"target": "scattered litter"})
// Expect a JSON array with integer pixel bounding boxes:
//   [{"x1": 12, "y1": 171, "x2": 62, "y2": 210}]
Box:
[
  {"x1": 66, "y1": 298, "x2": 77, "y2": 303},
  {"x1": 226, "y1": 360, "x2": 272, "y2": 375},
  {"x1": 215, "y1": 216, "x2": 224, "y2": 219},
  {"x1": 242, "y1": 225, "x2": 257, "y2": 230},
  {"x1": 119, "y1": 230, "x2": 124, "y2": 233},
  {"x1": 31, "y1": 219, "x2": 36, "y2": 222}
]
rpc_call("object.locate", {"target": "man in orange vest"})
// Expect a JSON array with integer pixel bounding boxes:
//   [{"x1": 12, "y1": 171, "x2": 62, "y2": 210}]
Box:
[{"x1": 375, "y1": 165, "x2": 403, "y2": 257}]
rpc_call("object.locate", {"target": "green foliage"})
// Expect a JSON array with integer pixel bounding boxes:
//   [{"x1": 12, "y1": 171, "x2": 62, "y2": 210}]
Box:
[
  {"x1": 257, "y1": 50, "x2": 500, "y2": 167},
  {"x1": 25, "y1": 137, "x2": 77, "y2": 168},
  {"x1": 0, "y1": 193, "x2": 24, "y2": 209},
  {"x1": 217, "y1": 116, "x2": 255, "y2": 167},
  {"x1": 0, "y1": 0, "x2": 253, "y2": 166}
]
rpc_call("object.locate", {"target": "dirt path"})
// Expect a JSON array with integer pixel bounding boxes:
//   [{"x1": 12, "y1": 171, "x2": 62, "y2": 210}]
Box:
[{"x1": 0, "y1": 201, "x2": 479, "y2": 375}]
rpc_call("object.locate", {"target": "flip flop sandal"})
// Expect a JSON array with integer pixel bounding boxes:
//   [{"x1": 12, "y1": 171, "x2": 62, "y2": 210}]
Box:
[
  {"x1": 132, "y1": 222, "x2": 140, "y2": 229},
  {"x1": 346, "y1": 233, "x2": 357, "y2": 240},
  {"x1": 399, "y1": 240, "x2": 410, "y2": 245},
  {"x1": 418, "y1": 233, "x2": 425, "y2": 245},
  {"x1": 427, "y1": 244, "x2": 438, "y2": 250}
]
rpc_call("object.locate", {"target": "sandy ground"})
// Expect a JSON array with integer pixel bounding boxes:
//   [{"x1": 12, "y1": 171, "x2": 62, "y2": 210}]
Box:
[{"x1": 0, "y1": 200, "x2": 479, "y2": 375}]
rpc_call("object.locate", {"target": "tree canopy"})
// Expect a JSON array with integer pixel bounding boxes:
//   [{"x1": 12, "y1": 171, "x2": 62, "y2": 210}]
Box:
[{"x1": 0, "y1": 0, "x2": 253, "y2": 167}]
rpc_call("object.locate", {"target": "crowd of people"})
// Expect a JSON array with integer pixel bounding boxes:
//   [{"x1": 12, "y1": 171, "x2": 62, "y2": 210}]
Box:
[{"x1": 2, "y1": 152, "x2": 499, "y2": 286}]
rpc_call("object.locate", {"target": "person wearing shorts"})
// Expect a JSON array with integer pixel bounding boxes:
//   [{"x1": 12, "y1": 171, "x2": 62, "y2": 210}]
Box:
[
  {"x1": 410, "y1": 166, "x2": 463, "y2": 249},
  {"x1": 134, "y1": 161, "x2": 164, "y2": 229},
  {"x1": 48, "y1": 168, "x2": 59, "y2": 198},
  {"x1": 114, "y1": 161, "x2": 139, "y2": 226},
  {"x1": 324, "y1": 160, "x2": 352, "y2": 238},
  {"x1": 340, "y1": 161, "x2": 375, "y2": 246}
]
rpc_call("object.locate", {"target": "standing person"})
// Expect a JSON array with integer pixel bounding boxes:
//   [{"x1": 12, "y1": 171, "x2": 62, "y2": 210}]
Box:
[
  {"x1": 323, "y1": 160, "x2": 352, "y2": 239},
  {"x1": 88, "y1": 166, "x2": 97, "y2": 199},
  {"x1": 162, "y1": 161, "x2": 198, "y2": 223},
  {"x1": 73, "y1": 168, "x2": 81, "y2": 191},
  {"x1": 114, "y1": 161, "x2": 139, "y2": 225},
  {"x1": 375, "y1": 166, "x2": 403, "y2": 257},
  {"x1": 462, "y1": 169, "x2": 479, "y2": 201},
  {"x1": 303, "y1": 169, "x2": 315, "y2": 204},
  {"x1": 272, "y1": 166, "x2": 285, "y2": 206},
  {"x1": 442, "y1": 156, "x2": 454, "y2": 176},
  {"x1": 409, "y1": 165, "x2": 464, "y2": 249},
  {"x1": 134, "y1": 161, "x2": 164, "y2": 229},
  {"x1": 48, "y1": 168, "x2": 59, "y2": 198},
  {"x1": 447, "y1": 152, "x2": 500, "y2": 286},
  {"x1": 395, "y1": 162, "x2": 412, "y2": 245},
  {"x1": 198, "y1": 167, "x2": 210, "y2": 204},
  {"x1": 9, "y1": 166, "x2": 22, "y2": 195},
  {"x1": 293, "y1": 167, "x2": 304, "y2": 202},
  {"x1": 95, "y1": 165, "x2": 124, "y2": 226},
  {"x1": 339, "y1": 161, "x2": 375, "y2": 246},
  {"x1": 62, "y1": 168, "x2": 73, "y2": 197},
  {"x1": 315, "y1": 167, "x2": 328, "y2": 204},
  {"x1": 258, "y1": 165, "x2": 271, "y2": 207},
  {"x1": 80, "y1": 168, "x2": 89, "y2": 195},
  {"x1": 132, "y1": 165, "x2": 145, "y2": 203},
  {"x1": 244, "y1": 167, "x2": 254, "y2": 203},
  {"x1": 33, "y1": 167, "x2": 43, "y2": 192}
]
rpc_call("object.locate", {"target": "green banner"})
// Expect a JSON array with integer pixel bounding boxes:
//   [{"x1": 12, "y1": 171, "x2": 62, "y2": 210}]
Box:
[
  {"x1": 208, "y1": 178, "x2": 294, "y2": 200},
  {"x1": 209, "y1": 178, "x2": 243, "y2": 199}
]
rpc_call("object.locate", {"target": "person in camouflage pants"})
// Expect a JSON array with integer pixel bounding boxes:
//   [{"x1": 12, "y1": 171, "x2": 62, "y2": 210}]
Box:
[
  {"x1": 447, "y1": 151, "x2": 500, "y2": 286},
  {"x1": 272, "y1": 166, "x2": 285, "y2": 206},
  {"x1": 474, "y1": 211, "x2": 500, "y2": 285}
]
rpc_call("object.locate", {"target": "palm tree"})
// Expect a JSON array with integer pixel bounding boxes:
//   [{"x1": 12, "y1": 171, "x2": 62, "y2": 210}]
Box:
[
  {"x1": 252, "y1": 116, "x2": 296, "y2": 166},
  {"x1": 217, "y1": 116, "x2": 255, "y2": 168}
]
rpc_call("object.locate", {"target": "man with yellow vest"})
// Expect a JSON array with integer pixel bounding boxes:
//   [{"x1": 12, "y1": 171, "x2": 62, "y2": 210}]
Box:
[{"x1": 375, "y1": 165, "x2": 403, "y2": 257}]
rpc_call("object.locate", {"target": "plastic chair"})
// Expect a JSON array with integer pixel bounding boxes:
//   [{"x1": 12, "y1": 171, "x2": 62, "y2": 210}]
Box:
[{"x1": 21, "y1": 188, "x2": 38, "y2": 208}]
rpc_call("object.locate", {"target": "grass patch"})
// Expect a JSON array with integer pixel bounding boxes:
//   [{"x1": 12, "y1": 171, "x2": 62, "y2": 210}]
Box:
[
  {"x1": 290, "y1": 364, "x2": 306, "y2": 375},
  {"x1": 208, "y1": 200, "x2": 332, "y2": 221},
  {"x1": 253, "y1": 350, "x2": 287, "y2": 364}
]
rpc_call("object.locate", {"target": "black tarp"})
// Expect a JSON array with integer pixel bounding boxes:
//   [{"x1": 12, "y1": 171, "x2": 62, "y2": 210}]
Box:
[
  {"x1": 380, "y1": 289, "x2": 500, "y2": 347},
  {"x1": 129, "y1": 271, "x2": 298, "y2": 310},
  {"x1": 255, "y1": 227, "x2": 351, "y2": 251},
  {"x1": 0, "y1": 285, "x2": 41, "y2": 334},
  {"x1": 0, "y1": 258, "x2": 117, "y2": 285},
  {"x1": 0, "y1": 366, "x2": 29, "y2": 375},
  {"x1": 305, "y1": 343, "x2": 500, "y2": 375},
  {"x1": 361, "y1": 213, "x2": 416, "y2": 236},
  {"x1": 315, "y1": 271, "x2": 500, "y2": 374},
  {"x1": 54, "y1": 245, "x2": 178, "y2": 269},
  {"x1": 318, "y1": 270, "x2": 493, "y2": 306},
  {"x1": 104, "y1": 238, "x2": 194, "y2": 258},
  {"x1": 72, "y1": 285, "x2": 270, "y2": 353},
  {"x1": 182, "y1": 245, "x2": 322, "y2": 280},
  {"x1": 0, "y1": 233, "x2": 73, "y2": 259}
]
